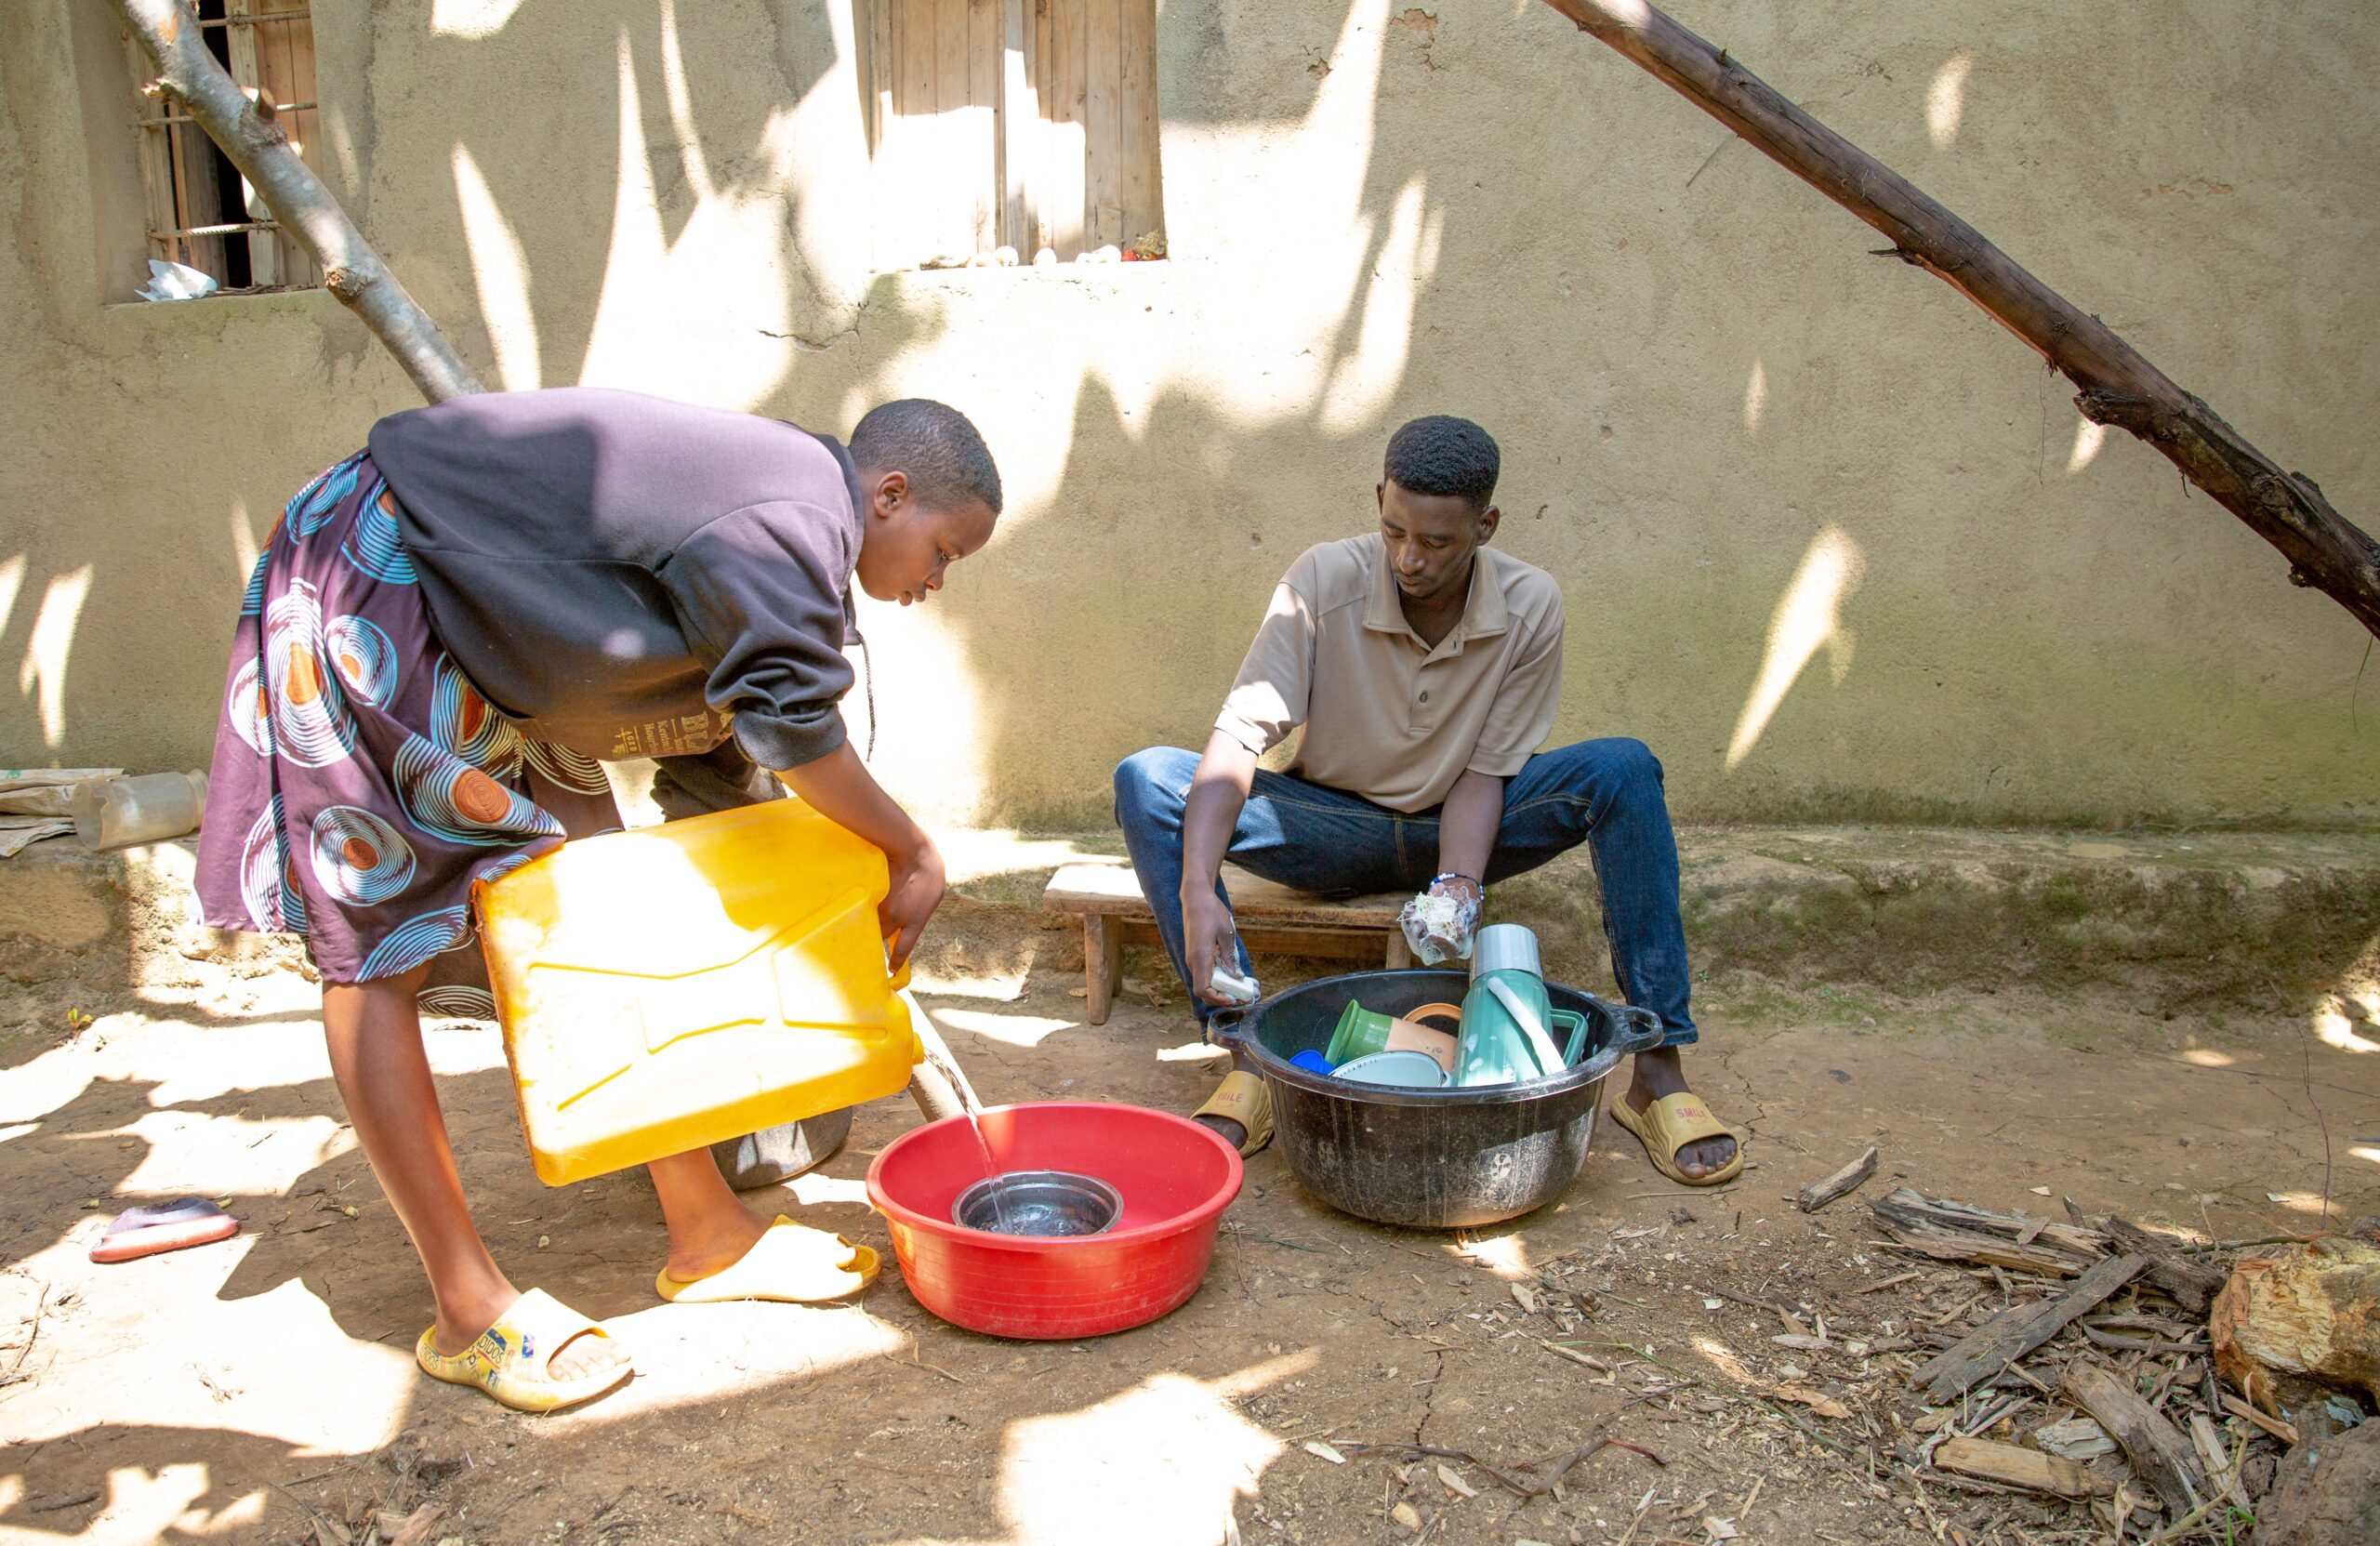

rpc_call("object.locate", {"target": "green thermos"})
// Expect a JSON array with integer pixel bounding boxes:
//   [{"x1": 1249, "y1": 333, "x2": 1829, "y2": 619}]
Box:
[{"x1": 1453, "y1": 924, "x2": 1588, "y2": 1087}]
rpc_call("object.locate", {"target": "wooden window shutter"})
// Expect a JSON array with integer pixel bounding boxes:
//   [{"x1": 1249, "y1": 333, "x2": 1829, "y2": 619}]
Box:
[{"x1": 868, "y1": 0, "x2": 1163, "y2": 269}]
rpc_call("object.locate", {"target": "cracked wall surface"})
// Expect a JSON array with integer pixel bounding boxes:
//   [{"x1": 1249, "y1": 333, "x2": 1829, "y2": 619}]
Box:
[{"x1": 2, "y1": 1, "x2": 2376, "y2": 829}]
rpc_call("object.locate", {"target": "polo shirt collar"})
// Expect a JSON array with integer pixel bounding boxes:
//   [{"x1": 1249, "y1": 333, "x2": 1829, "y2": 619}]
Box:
[{"x1": 1365, "y1": 542, "x2": 1511, "y2": 648}]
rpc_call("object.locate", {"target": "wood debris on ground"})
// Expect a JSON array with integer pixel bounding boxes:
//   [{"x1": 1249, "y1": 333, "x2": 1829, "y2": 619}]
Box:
[
  {"x1": 1815, "y1": 1189, "x2": 2376, "y2": 1543},
  {"x1": 1508, "y1": 1183, "x2": 2373, "y2": 1545}
]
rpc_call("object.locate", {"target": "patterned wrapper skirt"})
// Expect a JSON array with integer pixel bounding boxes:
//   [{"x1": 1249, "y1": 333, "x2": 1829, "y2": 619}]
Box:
[{"x1": 194, "y1": 451, "x2": 622, "y2": 997}]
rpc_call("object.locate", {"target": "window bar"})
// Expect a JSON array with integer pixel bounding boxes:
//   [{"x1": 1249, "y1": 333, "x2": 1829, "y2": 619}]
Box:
[
  {"x1": 193, "y1": 10, "x2": 312, "y2": 27},
  {"x1": 149, "y1": 218, "x2": 284, "y2": 239},
  {"x1": 140, "y1": 102, "x2": 316, "y2": 127}
]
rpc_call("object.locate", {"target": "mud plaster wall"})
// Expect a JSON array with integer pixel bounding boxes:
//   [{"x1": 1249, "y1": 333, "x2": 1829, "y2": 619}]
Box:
[{"x1": 3, "y1": 0, "x2": 2375, "y2": 831}]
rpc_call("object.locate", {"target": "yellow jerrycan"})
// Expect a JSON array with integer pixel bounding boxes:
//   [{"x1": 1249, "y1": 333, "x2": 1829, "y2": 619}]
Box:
[{"x1": 475, "y1": 798, "x2": 920, "y2": 1186}]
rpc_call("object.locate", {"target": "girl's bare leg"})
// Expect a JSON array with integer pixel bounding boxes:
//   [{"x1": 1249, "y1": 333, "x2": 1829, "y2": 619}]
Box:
[
  {"x1": 646, "y1": 1150, "x2": 774, "y2": 1281},
  {"x1": 322, "y1": 969, "x2": 620, "y2": 1377}
]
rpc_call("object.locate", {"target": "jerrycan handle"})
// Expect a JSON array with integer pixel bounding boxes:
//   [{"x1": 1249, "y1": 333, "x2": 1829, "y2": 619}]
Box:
[{"x1": 884, "y1": 936, "x2": 913, "y2": 992}]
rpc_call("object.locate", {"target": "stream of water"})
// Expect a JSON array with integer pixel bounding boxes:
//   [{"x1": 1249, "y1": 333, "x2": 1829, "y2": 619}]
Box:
[{"x1": 919, "y1": 1041, "x2": 1010, "y2": 1234}]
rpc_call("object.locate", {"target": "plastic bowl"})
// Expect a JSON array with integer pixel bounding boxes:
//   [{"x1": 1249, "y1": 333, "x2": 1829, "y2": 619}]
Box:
[{"x1": 866, "y1": 1102, "x2": 1243, "y2": 1339}]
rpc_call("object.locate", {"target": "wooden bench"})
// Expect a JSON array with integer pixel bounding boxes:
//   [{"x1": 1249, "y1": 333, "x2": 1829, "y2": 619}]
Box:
[{"x1": 1044, "y1": 863, "x2": 1411, "y2": 1024}]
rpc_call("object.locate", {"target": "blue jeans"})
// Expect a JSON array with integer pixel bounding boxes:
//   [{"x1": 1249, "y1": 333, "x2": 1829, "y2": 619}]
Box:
[{"x1": 1111, "y1": 739, "x2": 1696, "y2": 1046}]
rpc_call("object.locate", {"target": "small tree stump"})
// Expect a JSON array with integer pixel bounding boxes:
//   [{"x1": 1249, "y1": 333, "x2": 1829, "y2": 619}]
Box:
[{"x1": 2209, "y1": 1235, "x2": 2380, "y2": 1413}]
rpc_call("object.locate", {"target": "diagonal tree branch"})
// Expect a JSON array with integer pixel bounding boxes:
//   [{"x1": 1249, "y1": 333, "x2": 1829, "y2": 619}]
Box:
[
  {"x1": 112, "y1": 0, "x2": 482, "y2": 403},
  {"x1": 1538, "y1": 0, "x2": 2380, "y2": 640}
]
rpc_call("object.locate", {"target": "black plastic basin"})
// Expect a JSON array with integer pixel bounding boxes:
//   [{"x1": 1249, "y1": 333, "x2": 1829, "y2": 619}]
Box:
[{"x1": 1210, "y1": 969, "x2": 1663, "y2": 1229}]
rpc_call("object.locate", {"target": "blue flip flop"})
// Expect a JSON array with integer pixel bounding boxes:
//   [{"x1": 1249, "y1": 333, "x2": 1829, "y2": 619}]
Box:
[{"x1": 89, "y1": 1197, "x2": 240, "y2": 1263}]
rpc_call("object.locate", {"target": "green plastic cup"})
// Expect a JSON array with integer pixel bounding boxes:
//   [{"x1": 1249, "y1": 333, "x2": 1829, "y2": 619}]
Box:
[{"x1": 1326, "y1": 1000, "x2": 1400, "y2": 1065}]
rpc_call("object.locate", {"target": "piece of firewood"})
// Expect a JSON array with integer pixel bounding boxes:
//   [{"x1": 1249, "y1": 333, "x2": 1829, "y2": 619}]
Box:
[
  {"x1": 1870, "y1": 1189, "x2": 2109, "y2": 1261},
  {"x1": 1914, "y1": 1253, "x2": 2149, "y2": 1404},
  {"x1": 1879, "y1": 1221, "x2": 2093, "y2": 1278},
  {"x1": 1534, "y1": 0, "x2": 2380, "y2": 639},
  {"x1": 2208, "y1": 1235, "x2": 2380, "y2": 1412},
  {"x1": 2218, "y1": 1392, "x2": 2298, "y2": 1447},
  {"x1": 1796, "y1": 1146, "x2": 1878, "y2": 1214},
  {"x1": 2098, "y1": 1216, "x2": 2227, "y2": 1314},
  {"x1": 2059, "y1": 1358, "x2": 2207, "y2": 1516},
  {"x1": 1933, "y1": 1435, "x2": 2114, "y2": 1499},
  {"x1": 2187, "y1": 1412, "x2": 2247, "y2": 1511}
]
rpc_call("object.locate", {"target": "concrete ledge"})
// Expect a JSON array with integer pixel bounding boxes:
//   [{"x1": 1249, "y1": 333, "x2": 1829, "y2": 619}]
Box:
[
  {"x1": 1522, "y1": 827, "x2": 2380, "y2": 1010},
  {"x1": 7, "y1": 827, "x2": 2375, "y2": 1014},
  {"x1": 0, "y1": 839, "x2": 308, "y2": 1010}
]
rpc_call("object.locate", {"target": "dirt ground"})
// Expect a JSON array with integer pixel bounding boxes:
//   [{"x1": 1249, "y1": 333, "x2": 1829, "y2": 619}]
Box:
[{"x1": 2, "y1": 910, "x2": 2374, "y2": 1546}]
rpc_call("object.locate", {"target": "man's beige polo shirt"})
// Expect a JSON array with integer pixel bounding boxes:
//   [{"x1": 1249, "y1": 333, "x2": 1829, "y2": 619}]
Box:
[{"x1": 1215, "y1": 535, "x2": 1565, "y2": 813}]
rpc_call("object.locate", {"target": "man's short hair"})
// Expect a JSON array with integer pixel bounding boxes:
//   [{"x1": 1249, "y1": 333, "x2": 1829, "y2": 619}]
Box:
[
  {"x1": 1383, "y1": 416, "x2": 1500, "y2": 510},
  {"x1": 850, "y1": 399, "x2": 1003, "y2": 516}
]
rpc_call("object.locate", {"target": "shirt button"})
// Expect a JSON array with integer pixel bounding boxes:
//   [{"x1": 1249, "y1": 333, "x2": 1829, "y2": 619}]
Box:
[{"x1": 1419, "y1": 691, "x2": 1430, "y2": 703}]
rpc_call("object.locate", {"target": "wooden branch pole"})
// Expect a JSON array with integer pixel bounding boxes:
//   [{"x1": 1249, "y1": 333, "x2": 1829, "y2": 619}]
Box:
[
  {"x1": 1537, "y1": 0, "x2": 2380, "y2": 639},
  {"x1": 112, "y1": 0, "x2": 482, "y2": 403},
  {"x1": 1933, "y1": 1435, "x2": 2115, "y2": 1500},
  {"x1": 1914, "y1": 1252, "x2": 2147, "y2": 1404},
  {"x1": 1794, "y1": 1144, "x2": 1878, "y2": 1213},
  {"x1": 2099, "y1": 1214, "x2": 2227, "y2": 1314},
  {"x1": 2059, "y1": 1358, "x2": 2208, "y2": 1516}
]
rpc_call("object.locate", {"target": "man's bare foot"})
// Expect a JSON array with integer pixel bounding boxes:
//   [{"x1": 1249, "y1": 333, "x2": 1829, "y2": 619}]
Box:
[
  {"x1": 1194, "y1": 1114, "x2": 1249, "y2": 1150},
  {"x1": 661, "y1": 1202, "x2": 776, "y2": 1285},
  {"x1": 1191, "y1": 1055, "x2": 1265, "y2": 1155},
  {"x1": 434, "y1": 1280, "x2": 625, "y2": 1382},
  {"x1": 1624, "y1": 1046, "x2": 1738, "y2": 1179}
]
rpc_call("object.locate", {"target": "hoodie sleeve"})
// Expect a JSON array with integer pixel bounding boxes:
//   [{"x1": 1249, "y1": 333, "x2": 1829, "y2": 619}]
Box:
[{"x1": 660, "y1": 501, "x2": 856, "y2": 771}]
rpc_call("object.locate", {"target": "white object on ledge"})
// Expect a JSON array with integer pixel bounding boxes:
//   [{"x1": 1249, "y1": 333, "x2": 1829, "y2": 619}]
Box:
[
  {"x1": 72, "y1": 771, "x2": 208, "y2": 852},
  {"x1": 138, "y1": 259, "x2": 220, "y2": 302}
]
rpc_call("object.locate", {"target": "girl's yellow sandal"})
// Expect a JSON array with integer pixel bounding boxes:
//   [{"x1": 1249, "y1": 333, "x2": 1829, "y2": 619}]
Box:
[
  {"x1": 415, "y1": 1288, "x2": 630, "y2": 1413},
  {"x1": 654, "y1": 1216, "x2": 879, "y2": 1304}
]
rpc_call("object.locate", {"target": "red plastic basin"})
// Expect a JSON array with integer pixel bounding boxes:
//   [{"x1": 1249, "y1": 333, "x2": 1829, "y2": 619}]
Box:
[{"x1": 866, "y1": 1102, "x2": 1243, "y2": 1340}]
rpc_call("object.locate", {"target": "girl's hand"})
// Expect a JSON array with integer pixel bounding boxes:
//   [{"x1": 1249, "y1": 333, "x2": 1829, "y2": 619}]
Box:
[{"x1": 881, "y1": 836, "x2": 946, "y2": 971}]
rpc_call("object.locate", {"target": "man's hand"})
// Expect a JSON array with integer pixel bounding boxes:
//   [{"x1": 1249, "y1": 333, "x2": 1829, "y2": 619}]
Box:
[
  {"x1": 1178, "y1": 731, "x2": 1261, "y2": 1005},
  {"x1": 1399, "y1": 769, "x2": 1503, "y2": 963},
  {"x1": 882, "y1": 835, "x2": 946, "y2": 971},
  {"x1": 1182, "y1": 886, "x2": 1241, "y2": 1006},
  {"x1": 1399, "y1": 873, "x2": 1483, "y2": 965},
  {"x1": 1430, "y1": 873, "x2": 1484, "y2": 912}
]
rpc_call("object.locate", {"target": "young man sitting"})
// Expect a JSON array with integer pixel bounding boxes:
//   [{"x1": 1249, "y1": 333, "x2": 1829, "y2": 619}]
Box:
[{"x1": 1112, "y1": 416, "x2": 1739, "y2": 1186}]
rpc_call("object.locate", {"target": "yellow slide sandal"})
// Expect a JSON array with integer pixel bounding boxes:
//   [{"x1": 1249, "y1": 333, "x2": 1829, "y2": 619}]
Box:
[
  {"x1": 654, "y1": 1216, "x2": 879, "y2": 1304},
  {"x1": 1611, "y1": 1090, "x2": 1745, "y2": 1187},
  {"x1": 415, "y1": 1288, "x2": 629, "y2": 1413},
  {"x1": 1192, "y1": 1068, "x2": 1274, "y2": 1157}
]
